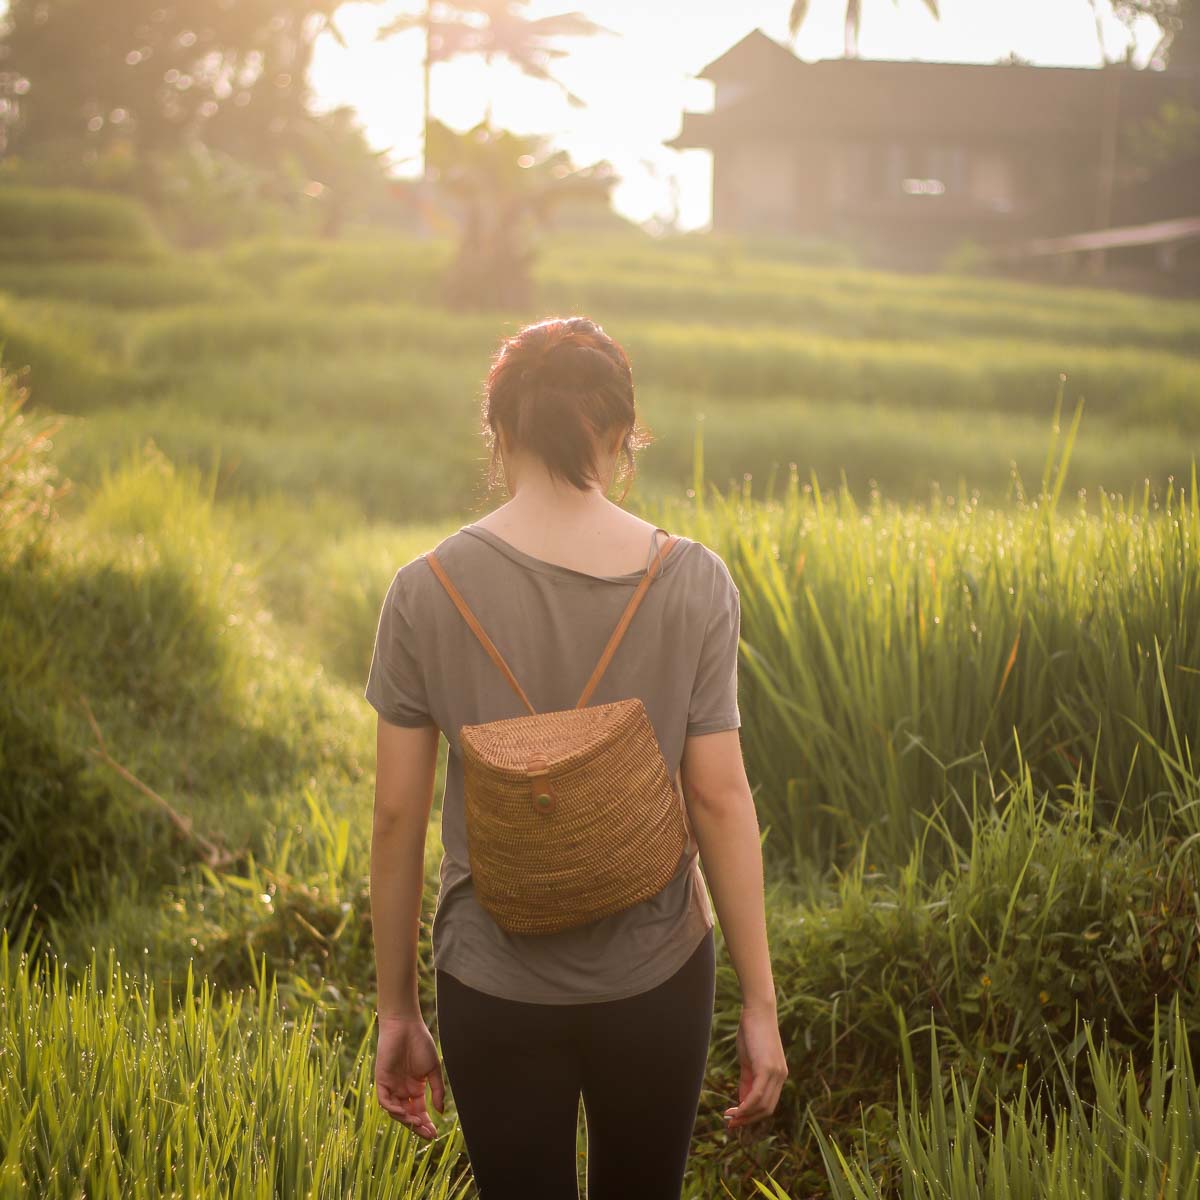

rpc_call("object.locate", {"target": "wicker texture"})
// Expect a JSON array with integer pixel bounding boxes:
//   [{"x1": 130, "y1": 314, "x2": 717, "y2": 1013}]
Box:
[
  {"x1": 425, "y1": 531, "x2": 686, "y2": 936},
  {"x1": 461, "y1": 698, "x2": 688, "y2": 934}
]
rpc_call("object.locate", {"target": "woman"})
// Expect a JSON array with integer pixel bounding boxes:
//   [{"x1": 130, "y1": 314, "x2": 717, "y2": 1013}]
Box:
[{"x1": 364, "y1": 316, "x2": 787, "y2": 1199}]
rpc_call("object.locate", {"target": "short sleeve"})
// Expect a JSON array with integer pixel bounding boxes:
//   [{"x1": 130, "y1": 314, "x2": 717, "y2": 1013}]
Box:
[
  {"x1": 364, "y1": 568, "x2": 436, "y2": 728},
  {"x1": 686, "y1": 558, "x2": 742, "y2": 737}
]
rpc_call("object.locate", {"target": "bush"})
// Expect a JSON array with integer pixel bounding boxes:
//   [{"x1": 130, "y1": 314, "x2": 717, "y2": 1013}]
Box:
[
  {"x1": 219, "y1": 237, "x2": 344, "y2": 293},
  {"x1": 0, "y1": 444, "x2": 369, "y2": 939},
  {"x1": 282, "y1": 241, "x2": 451, "y2": 307},
  {"x1": 0, "y1": 260, "x2": 253, "y2": 309},
  {"x1": 0, "y1": 295, "x2": 123, "y2": 412},
  {"x1": 131, "y1": 304, "x2": 496, "y2": 368},
  {"x1": 815, "y1": 999, "x2": 1200, "y2": 1199},
  {"x1": 0, "y1": 367, "x2": 69, "y2": 564},
  {"x1": 0, "y1": 186, "x2": 164, "y2": 261},
  {"x1": 695, "y1": 773, "x2": 1200, "y2": 1197}
]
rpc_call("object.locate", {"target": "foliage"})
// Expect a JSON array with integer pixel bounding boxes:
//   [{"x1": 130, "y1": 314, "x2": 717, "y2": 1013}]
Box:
[
  {"x1": 658, "y1": 410, "x2": 1200, "y2": 874},
  {"x1": 0, "y1": 368, "x2": 68, "y2": 564},
  {"x1": 0, "y1": 931, "x2": 471, "y2": 1198},
  {"x1": 0, "y1": 294, "x2": 124, "y2": 412},
  {"x1": 380, "y1": 0, "x2": 610, "y2": 173},
  {"x1": 426, "y1": 119, "x2": 617, "y2": 309},
  {"x1": 0, "y1": 185, "x2": 164, "y2": 259},
  {"x1": 789, "y1": 0, "x2": 941, "y2": 58},
  {"x1": 4, "y1": 255, "x2": 1200, "y2": 1191},
  {"x1": 1122, "y1": 95, "x2": 1200, "y2": 179},
  {"x1": 0, "y1": 0, "x2": 340, "y2": 164},
  {"x1": 814, "y1": 998, "x2": 1200, "y2": 1199},
  {"x1": 1109, "y1": 0, "x2": 1196, "y2": 65},
  {"x1": 0, "y1": 259, "x2": 254, "y2": 308},
  {"x1": 8, "y1": 230, "x2": 1199, "y2": 520},
  {"x1": 0, "y1": 443, "x2": 369, "y2": 942},
  {"x1": 0, "y1": 3, "x2": 393, "y2": 243},
  {"x1": 723, "y1": 772, "x2": 1200, "y2": 1138},
  {"x1": 119, "y1": 299, "x2": 1200, "y2": 424}
]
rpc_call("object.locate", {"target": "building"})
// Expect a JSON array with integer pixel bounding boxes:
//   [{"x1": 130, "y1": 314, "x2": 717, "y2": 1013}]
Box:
[{"x1": 667, "y1": 30, "x2": 1200, "y2": 267}]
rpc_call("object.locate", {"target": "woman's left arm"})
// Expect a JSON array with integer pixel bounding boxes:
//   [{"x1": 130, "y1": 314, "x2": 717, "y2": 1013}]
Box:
[
  {"x1": 370, "y1": 714, "x2": 444, "y2": 1138},
  {"x1": 371, "y1": 715, "x2": 438, "y2": 1014}
]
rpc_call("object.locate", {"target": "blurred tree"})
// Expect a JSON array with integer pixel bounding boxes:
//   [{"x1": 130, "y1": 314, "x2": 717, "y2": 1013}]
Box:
[
  {"x1": 0, "y1": 1, "x2": 339, "y2": 159},
  {"x1": 0, "y1": 0, "x2": 397, "y2": 240},
  {"x1": 378, "y1": 1, "x2": 608, "y2": 179},
  {"x1": 1097, "y1": 0, "x2": 1197, "y2": 65},
  {"x1": 788, "y1": 0, "x2": 940, "y2": 58},
  {"x1": 787, "y1": 1, "x2": 1196, "y2": 65},
  {"x1": 426, "y1": 118, "x2": 614, "y2": 310},
  {"x1": 291, "y1": 105, "x2": 393, "y2": 238}
]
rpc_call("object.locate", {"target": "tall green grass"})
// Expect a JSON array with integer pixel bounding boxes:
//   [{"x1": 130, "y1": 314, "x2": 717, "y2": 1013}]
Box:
[
  {"x1": 732, "y1": 765, "x2": 1200, "y2": 1158},
  {"x1": 655, "y1": 405, "x2": 1200, "y2": 872},
  {"x1": 0, "y1": 366, "x2": 67, "y2": 563},
  {"x1": 6, "y1": 225, "x2": 1200, "y2": 1197},
  {"x1": 0, "y1": 295, "x2": 124, "y2": 411},
  {"x1": 7, "y1": 386, "x2": 1200, "y2": 1197},
  {"x1": 811, "y1": 999, "x2": 1200, "y2": 1200},
  {"x1": 0, "y1": 932, "x2": 470, "y2": 1199}
]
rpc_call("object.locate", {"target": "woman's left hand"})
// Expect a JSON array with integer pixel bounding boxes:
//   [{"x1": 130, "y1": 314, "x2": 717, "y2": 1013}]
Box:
[{"x1": 375, "y1": 1013, "x2": 445, "y2": 1139}]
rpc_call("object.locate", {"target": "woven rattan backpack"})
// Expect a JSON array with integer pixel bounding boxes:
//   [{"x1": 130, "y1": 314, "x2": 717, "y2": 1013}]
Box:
[{"x1": 423, "y1": 531, "x2": 689, "y2": 936}]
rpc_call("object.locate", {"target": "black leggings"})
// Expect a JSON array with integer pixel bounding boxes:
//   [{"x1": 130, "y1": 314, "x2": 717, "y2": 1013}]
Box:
[{"x1": 434, "y1": 927, "x2": 716, "y2": 1200}]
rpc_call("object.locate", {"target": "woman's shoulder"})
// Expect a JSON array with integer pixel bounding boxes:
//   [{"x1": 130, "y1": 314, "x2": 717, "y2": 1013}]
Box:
[
  {"x1": 383, "y1": 526, "x2": 734, "y2": 600},
  {"x1": 383, "y1": 527, "x2": 505, "y2": 610},
  {"x1": 672, "y1": 534, "x2": 732, "y2": 578},
  {"x1": 664, "y1": 534, "x2": 737, "y2": 603}
]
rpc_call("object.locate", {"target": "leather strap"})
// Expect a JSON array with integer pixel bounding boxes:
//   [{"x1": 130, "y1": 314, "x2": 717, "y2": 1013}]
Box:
[
  {"x1": 424, "y1": 550, "x2": 538, "y2": 716},
  {"x1": 424, "y1": 529, "x2": 679, "y2": 715},
  {"x1": 575, "y1": 532, "x2": 678, "y2": 708}
]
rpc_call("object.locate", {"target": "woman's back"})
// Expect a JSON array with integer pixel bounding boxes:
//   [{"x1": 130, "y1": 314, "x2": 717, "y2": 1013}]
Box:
[{"x1": 365, "y1": 518, "x2": 740, "y2": 1003}]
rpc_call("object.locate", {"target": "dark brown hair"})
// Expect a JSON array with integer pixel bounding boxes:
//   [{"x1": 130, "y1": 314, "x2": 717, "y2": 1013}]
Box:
[{"x1": 482, "y1": 316, "x2": 652, "y2": 502}]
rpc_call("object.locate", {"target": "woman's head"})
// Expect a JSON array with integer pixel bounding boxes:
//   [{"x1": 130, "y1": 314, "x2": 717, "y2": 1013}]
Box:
[{"x1": 482, "y1": 316, "x2": 651, "y2": 502}]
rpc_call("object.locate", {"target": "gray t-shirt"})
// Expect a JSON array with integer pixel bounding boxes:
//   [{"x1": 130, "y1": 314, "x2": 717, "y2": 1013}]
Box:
[{"x1": 363, "y1": 522, "x2": 741, "y2": 1004}]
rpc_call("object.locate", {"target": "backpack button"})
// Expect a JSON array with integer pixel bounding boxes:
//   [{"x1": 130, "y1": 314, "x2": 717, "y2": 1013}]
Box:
[{"x1": 534, "y1": 792, "x2": 553, "y2": 811}]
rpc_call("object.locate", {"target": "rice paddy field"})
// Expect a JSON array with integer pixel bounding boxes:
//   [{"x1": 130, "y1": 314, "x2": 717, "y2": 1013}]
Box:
[{"x1": 3, "y1": 186, "x2": 1200, "y2": 1197}]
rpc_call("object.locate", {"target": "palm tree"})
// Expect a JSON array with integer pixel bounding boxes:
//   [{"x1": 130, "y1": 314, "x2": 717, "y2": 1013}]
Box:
[
  {"x1": 425, "y1": 118, "x2": 615, "y2": 309},
  {"x1": 788, "y1": 0, "x2": 941, "y2": 58},
  {"x1": 379, "y1": 1, "x2": 608, "y2": 179}
]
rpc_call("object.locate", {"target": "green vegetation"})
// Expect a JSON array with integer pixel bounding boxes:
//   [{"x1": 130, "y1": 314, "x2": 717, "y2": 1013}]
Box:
[
  {"x1": 3, "y1": 189, "x2": 1200, "y2": 1196},
  {"x1": 0, "y1": 189, "x2": 1194, "y2": 519},
  {"x1": 661, "y1": 412, "x2": 1200, "y2": 871},
  {"x1": 0, "y1": 932, "x2": 470, "y2": 1198},
  {"x1": 0, "y1": 186, "x2": 165, "y2": 262},
  {"x1": 813, "y1": 1000, "x2": 1200, "y2": 1199}
]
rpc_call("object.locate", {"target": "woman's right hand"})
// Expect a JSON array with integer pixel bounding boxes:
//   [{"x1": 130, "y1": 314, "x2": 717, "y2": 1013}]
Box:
[
  {"x1": 723, "y1": 1004, "x2": 788, "y2": 1132},
  {"x1": 375, "y1": 1014, "x2": 445, "y2": 1140}
]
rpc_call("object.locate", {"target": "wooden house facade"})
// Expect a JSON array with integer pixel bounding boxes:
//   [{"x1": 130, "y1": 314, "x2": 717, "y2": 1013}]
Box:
[{"x1": 667, "y1": 31, "x2": 1200, "y2": 265}]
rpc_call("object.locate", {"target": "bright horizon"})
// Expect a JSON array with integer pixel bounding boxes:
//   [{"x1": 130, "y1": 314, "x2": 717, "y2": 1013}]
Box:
[{"x1": 309, "y1": 0, "x2": 1168, "y2": 232}]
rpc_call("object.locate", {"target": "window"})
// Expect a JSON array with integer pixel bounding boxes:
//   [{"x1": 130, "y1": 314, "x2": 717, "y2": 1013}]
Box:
[{"x1": 969, "y1": 151, "x2": 1015, "y2": 213}]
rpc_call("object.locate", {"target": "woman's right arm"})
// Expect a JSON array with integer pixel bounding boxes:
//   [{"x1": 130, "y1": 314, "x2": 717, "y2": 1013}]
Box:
[{"x1": 680, "y1": 727, "x2": 788, "y2": 1131}]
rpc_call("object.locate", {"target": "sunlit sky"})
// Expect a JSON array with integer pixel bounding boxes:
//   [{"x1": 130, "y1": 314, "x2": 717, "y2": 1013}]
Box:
[{"x1": 312, "y1": 1, "x2": 1166, "y2": 231}]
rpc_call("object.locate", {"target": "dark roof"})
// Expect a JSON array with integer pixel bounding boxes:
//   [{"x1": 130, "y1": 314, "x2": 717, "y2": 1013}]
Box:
[{"x1": 669, "y1": 31, "x2": 1200, "y2": 146}]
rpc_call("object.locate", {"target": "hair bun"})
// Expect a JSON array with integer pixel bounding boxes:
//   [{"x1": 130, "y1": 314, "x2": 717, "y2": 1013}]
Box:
[
  {"x1": 483, "y1": 314, "x2": 648, "y2": 497},
  {"x1": 522, "y1": 318, "x2": 610, "y2": 384}
]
